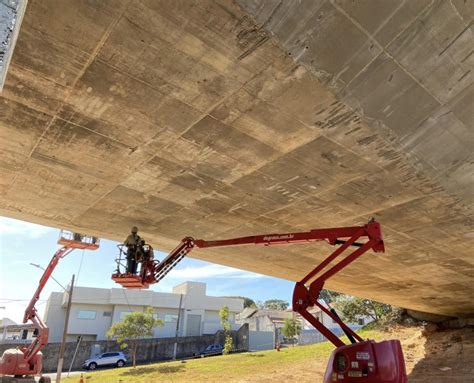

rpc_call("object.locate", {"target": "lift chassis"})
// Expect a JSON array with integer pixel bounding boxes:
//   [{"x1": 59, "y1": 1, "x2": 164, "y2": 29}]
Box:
[{"x1": 113, "y1": 220, "x2": 407, "y2": 382}]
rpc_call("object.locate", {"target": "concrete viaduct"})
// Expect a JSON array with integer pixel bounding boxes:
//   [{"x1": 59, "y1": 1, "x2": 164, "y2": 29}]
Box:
[{"x1": 0, "y1": 0, "x2": 472, "y2": 318}]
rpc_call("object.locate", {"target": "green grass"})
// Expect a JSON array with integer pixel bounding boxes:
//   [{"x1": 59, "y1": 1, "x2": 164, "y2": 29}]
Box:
[{"x1": 63, "y1": 330, "x2": 385, "y2": 383}]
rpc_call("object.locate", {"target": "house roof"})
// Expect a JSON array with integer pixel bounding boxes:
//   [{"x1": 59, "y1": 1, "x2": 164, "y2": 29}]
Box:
[
  {"x1": 0, "y1": 323, "x2": 36, "y2": 331},
  {"x1": 0, "y1": 317, "x2": 17, "y2": 327}
]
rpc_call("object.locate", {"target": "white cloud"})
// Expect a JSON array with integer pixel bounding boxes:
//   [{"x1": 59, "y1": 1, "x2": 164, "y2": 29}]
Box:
[
  {"x1": 168, "y1": 264, "x2": 263, "y2": 280},
  {"x1": 0, "y1": 217, "x2": 55, "y2": 239}
]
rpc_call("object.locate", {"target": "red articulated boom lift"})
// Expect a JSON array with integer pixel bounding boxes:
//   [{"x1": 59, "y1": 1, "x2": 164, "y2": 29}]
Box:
[
  {"x1": 0, "y1": 231, "x2": 99, "y2": 383},
  {"x1": 112, "y1": 219, "x2": 407, "y2": 382}
]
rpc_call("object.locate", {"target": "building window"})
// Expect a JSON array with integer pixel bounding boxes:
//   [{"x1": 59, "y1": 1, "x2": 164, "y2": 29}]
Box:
[
  {"x1": 103, "y1": 311, "x2": 112, "y2": 317},
  {"x1": 164, "y1": 314, "x2": 179, "y2": 323},
  {"x1": 77, "y1": 310, "x2": 96, "y2": 320},
  {"x1": 358, "y1": 318, "x2": 365, "y2": 326}
]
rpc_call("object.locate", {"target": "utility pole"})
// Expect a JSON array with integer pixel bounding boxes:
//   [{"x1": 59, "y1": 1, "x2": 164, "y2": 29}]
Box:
[
  {"x1": 0, "y1": 306, "x2": 6, "y2": 341},
  {"x1": 172, "y1": 294, "x2": 183, "y2": 360},
  {"x1": 56, "y1": 274, "x2": 75, "y2": 383}
]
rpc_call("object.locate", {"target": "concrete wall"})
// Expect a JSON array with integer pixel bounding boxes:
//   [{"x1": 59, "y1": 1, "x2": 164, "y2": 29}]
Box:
[
  {"x1": 203, "y1": 309, "x2": 221, "y2": 335},
  {"x1": 68, "y1": 303, "x2": 115, "y2": 341},
  {"x1": 249, "y1": 330, "x2": 274, "y2": 351},
  {"x1": 246, "y1": 315, "x2": 276, "y2": 332},
  {"x1": 43, "y1": 292, "x2": 65, "y2": 343},
  {"x1": 0, "y1": 325, "x2": 249, "y2": 373},
  {"x1": 152, "y1": 308, "x2": 183, "y2": 338},
  {"x1": 299, "y1": 326, "x2": 362, "y2": 345}
]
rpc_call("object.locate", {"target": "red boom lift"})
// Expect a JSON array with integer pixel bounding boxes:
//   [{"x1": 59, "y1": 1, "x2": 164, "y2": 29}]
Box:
[
  {"x1": 0, "y1": 231, "x2": 99, "y2": 383},
  {"x1": 112, "y1": 219, "x2": 407, "y2": 382}
]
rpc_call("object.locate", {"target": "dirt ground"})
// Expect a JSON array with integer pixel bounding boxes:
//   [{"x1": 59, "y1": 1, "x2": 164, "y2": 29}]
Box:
[{"x1": 404, "y1": 325, "x2": 474, "y2": 382}]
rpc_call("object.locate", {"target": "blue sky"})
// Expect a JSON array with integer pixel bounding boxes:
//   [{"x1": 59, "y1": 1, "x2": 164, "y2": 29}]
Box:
[{"x1": 0, "y1": 216, "x2": 295, "y2": 323}]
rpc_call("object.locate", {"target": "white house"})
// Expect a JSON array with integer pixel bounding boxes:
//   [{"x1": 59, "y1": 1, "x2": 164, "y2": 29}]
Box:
[
  {"x1": 0, "y1": 317, "x2": 36, "y2": 343},
  {"x1": 237, "y1": 308, "x2": 295, "y2": 332},
  {"x1": 298, "y1": 302, "x2": 371, "y2": 344},
  {"x1": 237, "y1": 302, "x2": 371, "y2": 345},
  {"x1": 43, "y1": 281, "x2": 243, "y2": 342}
]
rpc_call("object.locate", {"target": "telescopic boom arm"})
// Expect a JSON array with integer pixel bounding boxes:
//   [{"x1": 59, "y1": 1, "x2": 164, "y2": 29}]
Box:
[
  {"x1": 21, "y1": 233, "x2": 99, "y2": 365},
  {"x1": 117, "y1": 220, "x2": 384, "y2": 348},
  {"x1": 21, "y1": 246, "x2": 74, "y2": 364}
]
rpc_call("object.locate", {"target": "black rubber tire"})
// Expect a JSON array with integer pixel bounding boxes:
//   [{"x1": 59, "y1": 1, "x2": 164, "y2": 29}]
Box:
[
  {"x1": 88, "y1": 362, "x2": 97, "y2": 370},
  {"x1": 116, "y1": 360, "x2": 125, "y2": 367}
]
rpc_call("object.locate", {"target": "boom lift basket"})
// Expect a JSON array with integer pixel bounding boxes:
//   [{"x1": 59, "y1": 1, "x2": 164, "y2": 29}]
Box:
[
  {"x1": 58, "y1": 230, "x2": 100, "y2": 250},
  {"x1": 111, "y1": 244, "x2": 154, "y2": 289}
]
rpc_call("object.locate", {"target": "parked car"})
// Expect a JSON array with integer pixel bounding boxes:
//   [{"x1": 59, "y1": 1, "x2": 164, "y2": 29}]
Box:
[
  {"x1": 196, "y1": 344, "x2": 224, "y2": 358},
  {"x1": 82, "y1": 352, "x2": 127, "y2": 370}
]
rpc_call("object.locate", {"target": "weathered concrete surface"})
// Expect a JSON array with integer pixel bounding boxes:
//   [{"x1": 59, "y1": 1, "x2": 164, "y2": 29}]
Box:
[
  {"x1": 0, "y1": 0, "x2": 472, "y2": 317},
  {"x1": 0, "y1": 0, "x2": 27, "y2": 90}
]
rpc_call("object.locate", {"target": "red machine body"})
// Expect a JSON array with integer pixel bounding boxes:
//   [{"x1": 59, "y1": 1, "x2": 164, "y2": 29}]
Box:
[
  {"x1": 112, "y1": 220, "x2": 407, "y2": 383},
  {"x1": 0, "y1": 349, "x2": 43, "y2": 377},
  {"x1": 324, "y1": 340, "x2": 407, "y2": 383},
  {"x1": 0, "y1": 232, "x2": 99, "y2": 381}
]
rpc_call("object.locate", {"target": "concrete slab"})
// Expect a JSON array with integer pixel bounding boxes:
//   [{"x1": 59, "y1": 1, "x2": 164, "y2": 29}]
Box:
[{"x1": 0, "y1": 0, "x2": 473, "y2": 318}]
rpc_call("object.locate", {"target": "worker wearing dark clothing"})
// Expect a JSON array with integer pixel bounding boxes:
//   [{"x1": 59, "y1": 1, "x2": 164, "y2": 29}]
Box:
[
  {"x1": 73, "y1": 233, "x2": 83, "y2": 242},
  {"x1": 124, "y1": 226, "x2": 141, "y2": 274}
]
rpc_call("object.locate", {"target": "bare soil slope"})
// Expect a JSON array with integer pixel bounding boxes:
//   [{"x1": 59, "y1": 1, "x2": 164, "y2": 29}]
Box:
[{"x1": 406, "y1": 325, "x2": 474, "y2": 382}]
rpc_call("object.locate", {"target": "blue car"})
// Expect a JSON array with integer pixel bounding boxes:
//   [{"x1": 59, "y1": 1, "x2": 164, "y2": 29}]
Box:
[{"x1": 197, "y1": 344, "x2": 224, "y2": 357}]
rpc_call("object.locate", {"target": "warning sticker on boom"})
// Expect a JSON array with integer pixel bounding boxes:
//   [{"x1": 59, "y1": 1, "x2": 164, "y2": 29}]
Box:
[{"x1": 356, "y1": 352, "x2": 370, "y2": 360}]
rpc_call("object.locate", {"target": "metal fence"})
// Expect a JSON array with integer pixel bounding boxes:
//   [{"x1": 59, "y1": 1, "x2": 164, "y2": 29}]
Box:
[{"x1": 298, "y1": 325, "x2": 362, "y2": 345}]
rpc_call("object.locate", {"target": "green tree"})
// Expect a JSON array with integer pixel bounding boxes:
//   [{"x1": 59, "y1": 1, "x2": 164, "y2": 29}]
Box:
[
  {"x1": 263, "y1": 299, "x2": 289, "y2": 310},
  {"x1": 319, "y1": 289, "x2": 341, "y2": 304},
  {"x1": 334, "y1": 296, "x2": 392, "y2": 324},
  {"x1": 219, "y1": 305, "x2": 234, "y2": 354},
  {"x1": 281, "y1": 318, "x2": 301, "y2": 344},
  {"x1": 106, "y1": 307, "x2": 163, "y2": 367}
]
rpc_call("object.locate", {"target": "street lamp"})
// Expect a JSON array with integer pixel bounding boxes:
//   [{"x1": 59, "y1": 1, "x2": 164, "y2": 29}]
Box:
[{"x1": 29, "y1": 263, "x2": 67, "y2": 291}]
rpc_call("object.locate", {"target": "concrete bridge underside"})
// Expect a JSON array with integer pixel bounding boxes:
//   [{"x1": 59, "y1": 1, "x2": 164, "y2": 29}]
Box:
[{"x1": 0, "y1": 0, "x2": 473, "y2": 317}]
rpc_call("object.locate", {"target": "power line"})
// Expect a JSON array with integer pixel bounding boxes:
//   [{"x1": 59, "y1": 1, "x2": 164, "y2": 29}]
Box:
[
  {"x1": 75, "y1": 249, "x2": 85, "y2": 285},
  {"x1": 0, "y1": 297, "x2": 158, "y2": 303},
  {"x1": 121, "y1": 288, "x2": 135, "y2": 314},
  {"x1": 0, "y1": 300, "x2": 47, "y2": 304}
]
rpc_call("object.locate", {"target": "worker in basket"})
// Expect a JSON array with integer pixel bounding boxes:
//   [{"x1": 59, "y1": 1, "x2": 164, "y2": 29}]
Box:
[
  {"x1": 137, "y1": 238, "x2": 155, "y2": 277},
  {"x1": 124, "y1": 226, "x2": 142, "y2": 274}
]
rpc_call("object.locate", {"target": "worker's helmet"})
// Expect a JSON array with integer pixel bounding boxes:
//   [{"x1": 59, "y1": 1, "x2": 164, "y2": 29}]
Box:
[{"x1": 131, "y1": 226, "x2": 138, "y2": 234}]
